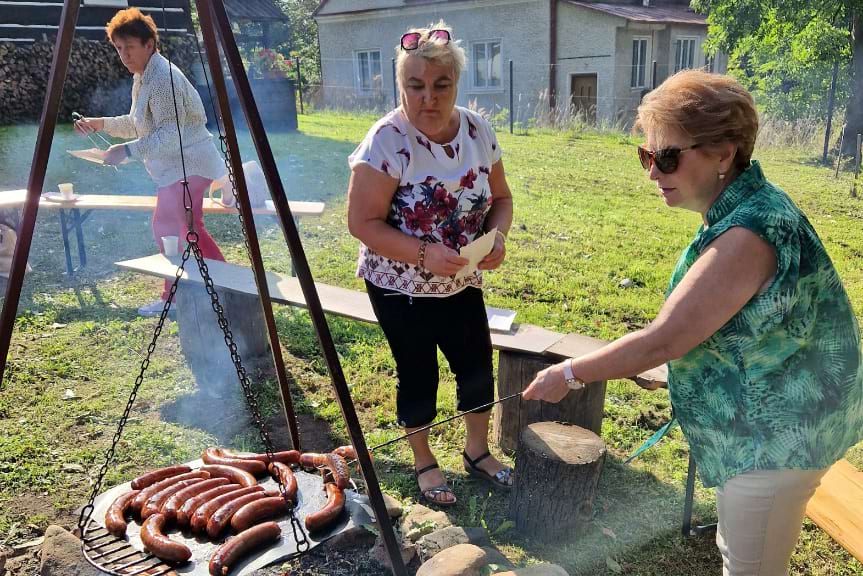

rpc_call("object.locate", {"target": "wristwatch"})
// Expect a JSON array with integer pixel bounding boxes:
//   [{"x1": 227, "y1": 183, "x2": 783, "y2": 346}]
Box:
[{"x1": 562, "y1": 359, "x2": 586, "y2": 391}]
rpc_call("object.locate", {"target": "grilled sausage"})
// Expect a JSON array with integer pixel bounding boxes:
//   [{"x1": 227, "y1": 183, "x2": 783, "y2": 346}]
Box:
[
  {"x1": 206, "y1": 491, "x2": 270, "y2": 540},
  {"x1": 130, "y1": 465, "x2": 192, "y2": 490},
  {"x1": 298, "y1": 453, "x2": 350, "y2": 490},
  {"x1": 104, "y1": 490, "x2": 139, "y2": 538},
  {"x1": 332, "y1": 445, "x2": 357, "y2": 460},
  {"x1": 198, "y1": 464, "x2": 257, "y2": 488},
  {"x1": 131, "y1": 471, "x2": 210, "y2": 516},
  {"x1": 209, "y1": 521, "x2": 281, "y2": 576},
  {"x1": 304, "y1": 483, "x2": 346, "y2": 533},
  {"x1": 161, "y1": 477, "x2": 230, "y2": 524},
  {"x1": 176, "y1": 483, "x2": 240, "y2": 528},
  {"x1": 190, "y1": 485, "x2": 264, "y2": 534},
  {"x1": 230, "y1": 495, "x2": 291, "y2": 533},
  {"x1": 219, "y1": 448, "x2": 300, "y2": 466},
  {"x1": 141, "y1": 478, "x2": 205, "y2": 520},
  {"x1": 140, "y1": 513, "x2": 192, "y2": 563},
  {"x1": 202, "y1": 448, "x2": 267, "y2": 476}
]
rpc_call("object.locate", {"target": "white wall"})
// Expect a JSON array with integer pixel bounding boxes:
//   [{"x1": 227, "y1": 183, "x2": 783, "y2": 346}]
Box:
[{"x1": 315, "y1": 0, "x2": 550, "y2": 119}]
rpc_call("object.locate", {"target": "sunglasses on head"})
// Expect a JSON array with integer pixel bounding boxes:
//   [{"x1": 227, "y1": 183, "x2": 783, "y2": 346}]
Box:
[
  {"x1": 400, "y1": 29, "x2": 451, "y2": 51},
  {"x1": 637, "y1": 144, "x2": 700, "y2": 174}
]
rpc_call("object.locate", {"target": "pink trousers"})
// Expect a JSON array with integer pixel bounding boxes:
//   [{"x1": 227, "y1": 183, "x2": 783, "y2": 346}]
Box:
[{"x1": 153, "y1": 175, "x2": 225, "y2": 300}]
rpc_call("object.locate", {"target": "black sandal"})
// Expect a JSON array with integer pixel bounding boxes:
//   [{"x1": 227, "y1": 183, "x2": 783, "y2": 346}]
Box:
[
  {"x1": 415, "y1": 462, "x2": 457, "y2": 508},
  {"x1": 462, "y1": 450, "x2": 514, "y2": 490}
]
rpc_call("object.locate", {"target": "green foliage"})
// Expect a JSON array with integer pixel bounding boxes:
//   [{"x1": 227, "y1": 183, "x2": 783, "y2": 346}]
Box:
[{"x1": 693, "y1": 0, "x2": 855, "y2": 121}]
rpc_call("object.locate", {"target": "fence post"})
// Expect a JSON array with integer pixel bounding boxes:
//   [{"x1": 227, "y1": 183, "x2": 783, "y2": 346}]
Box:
[
  {"x1": 296, "y1": 56, "x2": 304, "y2": 115},
  {"x1": 509, "y1": 59, "x2": 514, "y2": 134},
  {"x1": 822, "y1": 61, "x2": 839, "y2": 165},
  {"x1": 391, "y1": 58, "x2": 398, "y2": 108},
  {"x1": 852, "y1": 133, "x2": 862, "y2": 198},
  {"x1": 835, "y1": 127, "x2": 845, "y2": 179}
]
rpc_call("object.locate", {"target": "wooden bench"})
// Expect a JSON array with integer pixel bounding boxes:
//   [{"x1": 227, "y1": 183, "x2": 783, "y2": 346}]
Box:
[
  {"x1": 0, "y1": 189, "x2": 325, "y2": 276},
  {"x1": 806, "y1": 459, "x2": 863, "y2": 562}
]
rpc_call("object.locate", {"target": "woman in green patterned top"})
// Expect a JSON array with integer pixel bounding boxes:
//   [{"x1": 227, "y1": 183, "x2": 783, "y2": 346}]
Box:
[{"x1": 523, "y1": 70, "x2": 863, "y2": 575}]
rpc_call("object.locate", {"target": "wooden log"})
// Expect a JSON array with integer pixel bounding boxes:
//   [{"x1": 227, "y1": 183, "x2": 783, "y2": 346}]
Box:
[
  {"x1": 493, "y1": 351, "x2": 606, "y2": 454},
  {"x1": 512, "y1": 421, "x2": 606, "y2": 539},
  {"x1": 174, "y1": 279, "x2": 273, "y2": 397}
]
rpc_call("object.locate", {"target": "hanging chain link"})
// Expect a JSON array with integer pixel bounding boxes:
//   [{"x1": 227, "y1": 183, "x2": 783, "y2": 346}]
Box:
[{"x1": 77, "y1": 252, "x2": 190, "y2": 535}]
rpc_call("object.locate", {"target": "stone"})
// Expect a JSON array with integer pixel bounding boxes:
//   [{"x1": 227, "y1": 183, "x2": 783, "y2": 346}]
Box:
[
  {"x1": 370, "y1": 536, "x2": 417, "y2": 571},
  {"x1": 415, "y1": 543, "x2": 487, "y2": 576},
  {"x1": 417, "y1": 526, "x2": 490, "y2": 561},
  {"x1": 39, "y1": 525, "x2": 103, "y2": 576},
  {"x1": 383, "y1": 493, "x2": 404, "y2": 518},
  {"x1": 492, "y1": 564, "x2": 570, "y2": 576},
  {"x1": 400, "y1": 503, "x2": 452, "y2": 543},
  {"x1": 481, "y1": 546, "x2": 515, "y2": 570},
  {"x1": 325, "y1": 524, "x2": 376, "y2": 550}
]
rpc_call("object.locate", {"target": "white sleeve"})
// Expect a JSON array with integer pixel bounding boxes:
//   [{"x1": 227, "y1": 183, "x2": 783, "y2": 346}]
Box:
[
  {"x1": 102, "y1": 114, "x2": 137, "y2": 139},
  {"x1": 348, "y1": 120, "x2": 407, "y2": 180},
  {"x1": 124, "y1": 74, "x2": 182, "y2": 161}
]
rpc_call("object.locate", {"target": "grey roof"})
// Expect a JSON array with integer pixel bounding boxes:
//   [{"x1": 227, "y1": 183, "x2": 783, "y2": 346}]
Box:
[
  {"x1": 225, "y1": 0, "x2": 289, "y2": 22},
  {"x1": 565, "y1": 1, "x2": 706, "y2": 25}
]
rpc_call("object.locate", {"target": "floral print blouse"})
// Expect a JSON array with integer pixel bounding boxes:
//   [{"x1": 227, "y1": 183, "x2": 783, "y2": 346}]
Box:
[
  {"x1": 348, "y1": 106, "x2": 502, "y2": 296},
  {"x1": 667, "y1": 161, "x2": 863, "y2": 488}
]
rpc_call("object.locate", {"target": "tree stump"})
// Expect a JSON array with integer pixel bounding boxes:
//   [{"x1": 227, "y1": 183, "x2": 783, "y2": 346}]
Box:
[
  {"x1": 493, "y1": 351, "x2": 606, "y2": 454},
  {"x1": 174, "y1": 280, "x2": 273, "y2": 397},
  {"x1": 512, "y1": 421, "x2": 606, "y2": 539}
]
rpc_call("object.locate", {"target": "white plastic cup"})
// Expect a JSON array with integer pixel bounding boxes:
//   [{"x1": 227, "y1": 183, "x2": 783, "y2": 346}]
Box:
[
  {"x1": 161, "y1": 236, "x2": 179, "y2": 257},
  {"x1": 58, "y1": 183, "x2": 74, "y2": 200}
]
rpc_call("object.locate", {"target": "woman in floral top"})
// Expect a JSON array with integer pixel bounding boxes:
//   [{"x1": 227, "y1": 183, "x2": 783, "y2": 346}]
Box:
[
  {"x1": 524, "y1": 70, "x2": 862, "y2": 575},
  {"x1": 347, "y1": 22, "x2": 514, "y2": 507}
]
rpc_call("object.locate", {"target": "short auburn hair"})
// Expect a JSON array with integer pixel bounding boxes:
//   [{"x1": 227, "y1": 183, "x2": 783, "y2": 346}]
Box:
[
  {"x1": 635, "y1": 70, "x2": 759, "y2": 171},
  {"x1": 105, "y1": 8, "x2": 159, "y2": 45}
]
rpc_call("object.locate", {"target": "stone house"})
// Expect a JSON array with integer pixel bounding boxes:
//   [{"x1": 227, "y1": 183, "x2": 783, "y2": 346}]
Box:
[{"x1": 313, "y1": 0, "x2": 728, "y2": 125}]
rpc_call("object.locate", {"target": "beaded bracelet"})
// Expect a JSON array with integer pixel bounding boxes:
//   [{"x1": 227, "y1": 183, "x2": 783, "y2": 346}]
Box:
[{"x1": 417, "y1": 241, "x2": 429, "y2": 269}]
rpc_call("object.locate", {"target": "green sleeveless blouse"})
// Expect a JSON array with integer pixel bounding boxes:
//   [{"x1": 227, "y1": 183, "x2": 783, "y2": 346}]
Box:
[{"x1": 667, "y1": 161, "x2": 863, "y2": 488}]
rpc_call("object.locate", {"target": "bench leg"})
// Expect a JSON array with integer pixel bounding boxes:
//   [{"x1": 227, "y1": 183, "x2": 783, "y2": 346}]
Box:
[
  {"x1": 682, "y1": 452, "x2": 718, "y2": 537},
  {"x1": 58, "y1": 209, "x2": 74, "y2": 276}
]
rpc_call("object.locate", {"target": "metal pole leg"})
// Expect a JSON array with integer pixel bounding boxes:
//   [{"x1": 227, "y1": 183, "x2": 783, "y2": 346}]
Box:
[
  {"x1": 58, "y1": 209, "x2": 74, "y2": 276},
  {"x1": 72, "y1": 208, "x2": 87, "y2": 269},
  {"x1": 681, "y1": 451, "x2": 718, "y2": 537}
]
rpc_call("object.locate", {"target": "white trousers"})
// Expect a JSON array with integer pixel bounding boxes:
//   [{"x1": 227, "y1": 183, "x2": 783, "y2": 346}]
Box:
[{"x1": 716, "y1": 467, "x2": 829, "y2": 576}]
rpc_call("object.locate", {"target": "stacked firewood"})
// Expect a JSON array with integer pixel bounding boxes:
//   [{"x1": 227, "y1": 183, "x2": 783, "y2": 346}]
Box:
[
  {"x1": 0, "y1": 37, "x2": 198, "y2": 124},
  {"x1": 104, "y1": 445, "x2": 357, "y2": 576}
]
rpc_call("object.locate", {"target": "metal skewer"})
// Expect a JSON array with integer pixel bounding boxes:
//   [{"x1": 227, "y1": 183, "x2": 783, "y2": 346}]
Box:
[{"x1": 336, "y1": 391, "x2": 523, "y2": 467}]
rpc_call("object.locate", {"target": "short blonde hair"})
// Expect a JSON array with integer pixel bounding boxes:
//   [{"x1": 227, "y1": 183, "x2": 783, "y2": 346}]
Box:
[
  {"x1": 395, "y1": 21, "x2": 466, "y2": 84},
  {"x1": 635, "y1": 70, "x2": 759, "y2": 171}
]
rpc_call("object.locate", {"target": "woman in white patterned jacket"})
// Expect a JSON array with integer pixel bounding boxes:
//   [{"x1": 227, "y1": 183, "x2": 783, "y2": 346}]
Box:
[{"x1": 75, "y1": 8, "x2": 226, "y2": 317}]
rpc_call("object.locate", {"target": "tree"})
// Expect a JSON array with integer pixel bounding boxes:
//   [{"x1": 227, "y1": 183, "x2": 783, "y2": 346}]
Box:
[{"x1": 692, "y1": 0, "x2": 863, "y2": 156}]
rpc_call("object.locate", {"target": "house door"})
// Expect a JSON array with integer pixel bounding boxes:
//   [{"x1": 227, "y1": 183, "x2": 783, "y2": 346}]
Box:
[{"x1": 570, "y1": 74, "x2": 597, "y2": 124}]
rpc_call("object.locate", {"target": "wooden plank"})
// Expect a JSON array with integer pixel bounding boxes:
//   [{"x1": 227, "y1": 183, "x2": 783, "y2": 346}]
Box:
[
  {"x1": 547, "y1": 332, "x2": 668, "y2": 388},
  {"x1": 0, "y1": 190, "x2": 324, "y2": 216},
  {"x1": 806, "y1": 459, "x2": 863, "y2": 562}
]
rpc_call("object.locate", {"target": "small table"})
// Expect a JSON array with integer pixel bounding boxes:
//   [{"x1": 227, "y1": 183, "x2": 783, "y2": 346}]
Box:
[{"x1": 0, "y1": 190, "x2": 325, "y2": 276}]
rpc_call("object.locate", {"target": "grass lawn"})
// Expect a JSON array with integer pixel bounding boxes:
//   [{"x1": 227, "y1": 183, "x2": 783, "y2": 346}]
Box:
[{"x1": 0, "y1": 112, "x2": 862, "y2": 575}]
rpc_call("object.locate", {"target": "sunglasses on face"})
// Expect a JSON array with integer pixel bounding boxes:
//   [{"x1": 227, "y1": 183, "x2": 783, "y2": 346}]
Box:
[
  {"x1": 400, "y1": 29, "x2": 451, "y2": 51},
  {"x1": 637, "y1": 144, "x2": 700, "y2": 174}
]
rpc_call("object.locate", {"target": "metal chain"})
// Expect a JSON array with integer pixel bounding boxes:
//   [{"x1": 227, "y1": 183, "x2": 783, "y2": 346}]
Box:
[
  {"x1": 77, "y1": 254, "x2": 190, "y2": 534},
  {"x1": 188, "y1": 32, "x2": 306, "y2": 548},
  {"x1": 186, "y1": 239, "x2": 308, "y2": 551}
]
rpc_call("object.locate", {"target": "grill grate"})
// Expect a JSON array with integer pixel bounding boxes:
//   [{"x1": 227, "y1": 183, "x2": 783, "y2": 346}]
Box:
[{"x1": 81, "y1": 521, "x2": 178, "y2": 576}]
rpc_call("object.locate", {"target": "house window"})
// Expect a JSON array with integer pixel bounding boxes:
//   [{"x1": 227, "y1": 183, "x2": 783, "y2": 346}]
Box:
[
  {"x1": 355, "y1": 50, "x2": 382, "y2": 93},
  {"x1": 631, "y1": 38, "x2": 648, "y2": 88},
  {"x1": 472, "y1": 40, "x2": 502, "y2": 89},
  {"x1": 675, "y1": 37, "x2": 696, "y2": 72}
]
